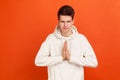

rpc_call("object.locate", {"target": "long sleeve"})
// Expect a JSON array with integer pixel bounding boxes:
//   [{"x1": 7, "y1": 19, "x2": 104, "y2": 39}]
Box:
[
  {"x1": 69, "y1": 35, "x2": 98, "y2": 68},
  {"x1": 35, "y1": 35, "x2": 63, "y2": 66}
]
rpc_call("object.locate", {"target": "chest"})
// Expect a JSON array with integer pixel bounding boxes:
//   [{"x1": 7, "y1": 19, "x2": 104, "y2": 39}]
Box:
[{"x1": 49, "y1": 39, "x2": 83, "y2": 56}]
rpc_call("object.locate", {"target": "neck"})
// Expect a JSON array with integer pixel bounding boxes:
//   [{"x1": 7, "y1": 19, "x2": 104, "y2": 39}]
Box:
[{"x1": 61, "y1": 30, "x2": 72, "y2": 37}]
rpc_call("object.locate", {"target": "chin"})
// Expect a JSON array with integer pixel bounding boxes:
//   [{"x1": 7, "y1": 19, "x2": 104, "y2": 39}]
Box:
[{"x1": 63, "y1": 29, "x2": 70, "y2": 33}]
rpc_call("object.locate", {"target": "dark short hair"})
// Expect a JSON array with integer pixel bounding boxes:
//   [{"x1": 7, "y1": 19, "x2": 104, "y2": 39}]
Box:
[{"x1": 57, "y1": 5, "x2": 75, "y2": 20}]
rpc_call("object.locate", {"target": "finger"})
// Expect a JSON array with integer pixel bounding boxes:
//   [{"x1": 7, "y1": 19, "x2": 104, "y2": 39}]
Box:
[
  {"x1": 64, "y1": 41, "x2": 67, "y2": 46},
  {"x1": 63, "y1": 41, "x2": 67, "y2": 51},
  {"x1": 65, "y1": 41, "x2": 67, "y2": 47},
  {"x1": 63, "y1": 45, "x2": 66, "y2": 54},
  {"x1": 65, "y1": 41, "x2": 68, "y2": 50}
]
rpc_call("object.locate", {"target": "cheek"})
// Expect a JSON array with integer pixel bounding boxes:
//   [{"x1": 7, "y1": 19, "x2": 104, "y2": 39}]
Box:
[
  {"x1": 68, "y1": 23, "x2": 73, "y2": 27},
  {"x1": 58, "y1": 23, "x2": 63, "y2": 29},
  {"x1": 59, "y1": 23, "x2": 64, "y2": 27}
]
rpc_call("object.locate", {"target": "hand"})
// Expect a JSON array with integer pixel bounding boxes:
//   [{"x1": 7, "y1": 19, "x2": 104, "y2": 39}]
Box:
[
  {"x1": 66, "y1": 49, "x2": 71, "y2": 61},
  {"x1": 65, "y1": 41, "x2": 71, "y2": 60},
  {"x1": 62, "y1": 41, "x2": 71, "y2": 61},
  {"x1": 62, "y1": 41, "x2": 66, "y2": 60}
]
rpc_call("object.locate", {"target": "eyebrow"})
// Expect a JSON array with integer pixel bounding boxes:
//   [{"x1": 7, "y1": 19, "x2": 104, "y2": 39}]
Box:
[{"x1": 60, "y1": 20, "x2": 72, "y2": 22}]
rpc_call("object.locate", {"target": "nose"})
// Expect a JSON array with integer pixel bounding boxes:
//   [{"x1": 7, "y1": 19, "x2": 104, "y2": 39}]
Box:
[{"x1": 64, "y1": 22, "x2": 67, "y2": 27}]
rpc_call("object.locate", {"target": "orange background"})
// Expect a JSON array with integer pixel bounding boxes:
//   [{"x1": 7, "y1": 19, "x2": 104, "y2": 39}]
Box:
[{"x1": 0, "y1": 0, "x2": 120, "y2": 80}]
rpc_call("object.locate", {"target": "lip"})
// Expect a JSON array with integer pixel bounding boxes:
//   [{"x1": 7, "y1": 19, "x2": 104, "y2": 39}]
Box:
[{"x1": 63, "y1": 27, "x2": 68, "y2": 30}]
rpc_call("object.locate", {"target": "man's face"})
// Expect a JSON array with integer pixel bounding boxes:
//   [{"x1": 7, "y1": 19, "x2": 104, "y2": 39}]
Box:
[{"x1": 58, "y1": 15, "x2": 74, "y2": 34}]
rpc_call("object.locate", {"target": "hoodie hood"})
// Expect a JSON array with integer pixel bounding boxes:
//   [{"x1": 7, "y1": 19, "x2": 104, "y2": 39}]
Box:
[{"x1": 53, "y1": 25, "x2": 79, "y2": 40}]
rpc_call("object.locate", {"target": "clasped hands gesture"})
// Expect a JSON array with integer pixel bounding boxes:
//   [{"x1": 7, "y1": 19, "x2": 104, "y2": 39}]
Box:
[{"x1": 62, "y1": 41, "x2": 71, "y2": 61}]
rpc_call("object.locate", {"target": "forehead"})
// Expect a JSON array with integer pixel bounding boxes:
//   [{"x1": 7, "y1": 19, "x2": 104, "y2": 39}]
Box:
[{"x1": 59, "y1": 15, "x2": 72, "y2": 21}]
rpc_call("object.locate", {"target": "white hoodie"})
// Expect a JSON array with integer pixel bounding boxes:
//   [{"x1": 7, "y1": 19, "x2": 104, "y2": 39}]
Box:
[{"x1": 35, "y1": 25, "x2": 98, "y2": 80}]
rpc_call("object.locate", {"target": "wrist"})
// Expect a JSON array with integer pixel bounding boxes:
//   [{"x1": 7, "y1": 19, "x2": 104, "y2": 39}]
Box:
[{"x1": 62, "y1": 57, "x2": 66, "y2": 61}]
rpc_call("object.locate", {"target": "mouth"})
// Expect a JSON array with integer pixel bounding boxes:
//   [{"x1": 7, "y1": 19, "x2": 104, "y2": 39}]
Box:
[{"x1": 63, "y1": 27, "x2": 68, "y2": 30}]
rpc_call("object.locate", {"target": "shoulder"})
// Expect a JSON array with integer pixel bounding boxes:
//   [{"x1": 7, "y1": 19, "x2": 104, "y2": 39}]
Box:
[
  {"x1": 47, "y1": 33, "x2": 55, "y2": 39},
  {"x1": 77, "y1": 33, "x2": 87, "y2": 39},
  {"x1": 45, "y1": 33, "x2": 56, "y2": 41},
  {"x1": 76, "y1": 33, "x2": 90, "y2": 43},
  {"x1": 77, "y1": 33, "x2": 91, "y2": 45}
]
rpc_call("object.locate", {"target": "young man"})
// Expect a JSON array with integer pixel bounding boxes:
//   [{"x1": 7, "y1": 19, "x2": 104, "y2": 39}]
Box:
[{"x1": 35, "y1": 5, "x2": 98, "y2": 80}]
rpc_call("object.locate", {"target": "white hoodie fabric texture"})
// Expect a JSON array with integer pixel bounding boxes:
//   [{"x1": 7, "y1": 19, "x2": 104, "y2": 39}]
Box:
[{"x1": 35, "y1": 25, "x2": 98, "y2": 80}]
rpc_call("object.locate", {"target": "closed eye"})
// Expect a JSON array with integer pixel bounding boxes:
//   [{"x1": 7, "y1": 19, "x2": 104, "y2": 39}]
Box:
[{"x1": 67, "y1": 21, "x2": 71, "y2": 23}]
